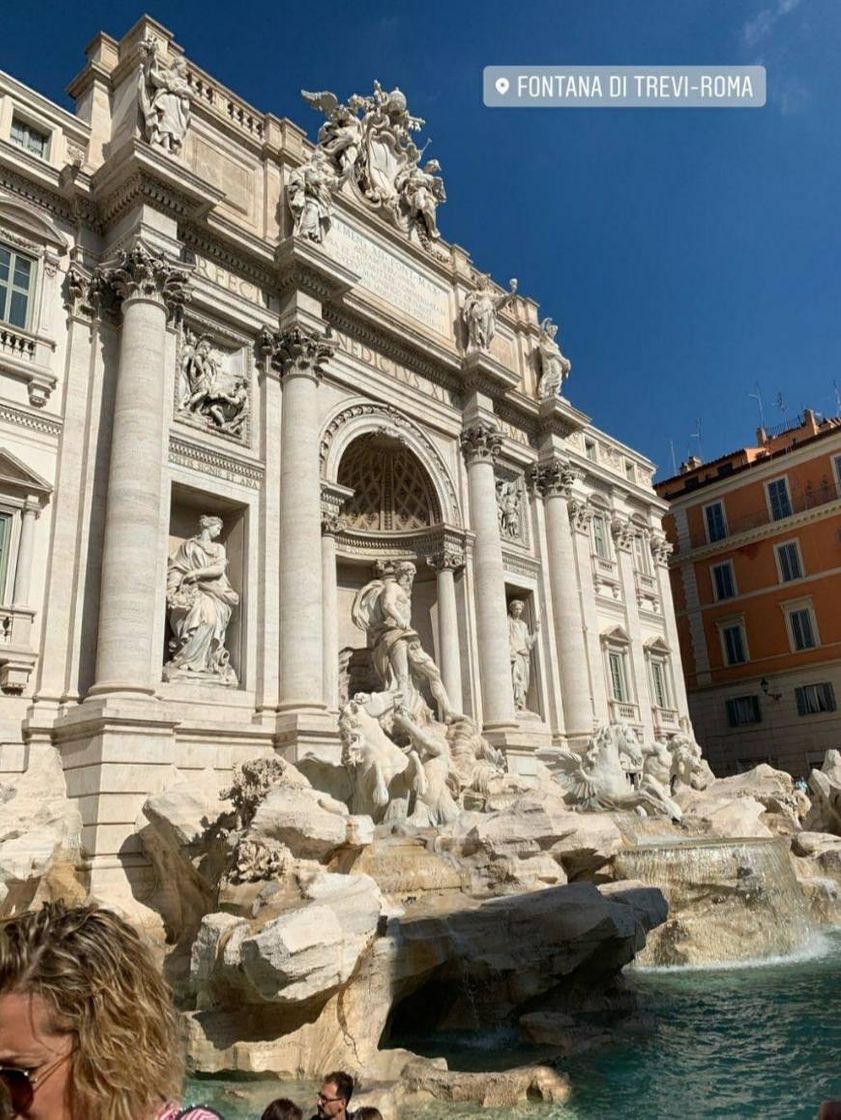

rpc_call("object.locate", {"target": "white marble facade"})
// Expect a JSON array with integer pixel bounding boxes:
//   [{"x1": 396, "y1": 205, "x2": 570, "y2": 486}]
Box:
[{"x1": 0, "y1": 16, "x2": 692, "y2": 895}]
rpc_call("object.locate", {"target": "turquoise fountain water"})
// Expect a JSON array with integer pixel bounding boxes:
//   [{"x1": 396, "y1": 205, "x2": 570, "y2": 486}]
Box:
[{"x1": 192, "y1": 931, "x2": 841, "y2": 1120}]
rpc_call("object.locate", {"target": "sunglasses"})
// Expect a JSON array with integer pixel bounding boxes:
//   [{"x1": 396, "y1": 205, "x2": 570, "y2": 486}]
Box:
[{"x1": 0, "y1": 1053, "x2": 70, "y2": 1115}]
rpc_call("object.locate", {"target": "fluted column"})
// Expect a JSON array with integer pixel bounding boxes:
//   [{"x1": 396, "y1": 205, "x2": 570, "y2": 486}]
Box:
[
  {"x1": 460, "y1": 422, "x2": 517, "y2": 729},
  {"x1": 321, "y1": 511, "x2": 344, "y2": 710},
  {"x1": 652, "y1": 531, "x2": 692, "y2": 730},
  {"x1": 534, "y1": 460, "x2": 593, "y2": 739},
  {"x1": 613, "y1": 514, "x2": 655, "y2": 742},
  {"x1": 12, "y1": 503, "x2": 39, "y2": 607},
  {"x1": 89, "y1": 243, "x2": 190, "y2": 698},
  {"x1": 428, "y1": 544, "x2": 464, "y2": 713},
  {"x1": 270, "y1": 326, "x2": 336, "y2": 711}
]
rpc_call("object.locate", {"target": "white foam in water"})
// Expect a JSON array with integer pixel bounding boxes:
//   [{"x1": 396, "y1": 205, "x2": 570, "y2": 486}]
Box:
[{"x1": 630, "y1": 927, "x2": 837, "y2": 974}]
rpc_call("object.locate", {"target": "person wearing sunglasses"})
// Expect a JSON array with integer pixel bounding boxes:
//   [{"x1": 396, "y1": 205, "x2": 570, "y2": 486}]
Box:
[
  {"x1": 0, "y1": 903, "x2": 224, "y2": 1120},
  {"x1": 310, "y1": 1072, "x2": 354, "y2": 1120}
]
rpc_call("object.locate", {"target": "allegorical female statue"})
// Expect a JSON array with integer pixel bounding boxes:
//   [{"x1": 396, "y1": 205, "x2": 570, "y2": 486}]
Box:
[
  {"x1": 508, "y1": 599, "x2": 539, "y2": 711},
  {"x1": 163, "y1": 515, "x2": 239, "y2": 685},
  {"x1": 139, "y1": 40, "x2": 193, "y2": 156}
]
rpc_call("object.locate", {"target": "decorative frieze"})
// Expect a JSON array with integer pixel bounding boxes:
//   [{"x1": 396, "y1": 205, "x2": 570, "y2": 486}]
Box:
[
  {"x1": 459, "y1": 421, "x2": 502, "y2": 465},
  {"x1": 168, "y1": 435, "x2": 264, "y2": 489},
  {"x1": 176, "y1": 327, "x2": 250, "y2": 443}
]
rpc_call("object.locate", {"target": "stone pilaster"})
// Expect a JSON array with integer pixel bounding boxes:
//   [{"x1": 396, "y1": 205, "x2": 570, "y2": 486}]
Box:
[
  {"x1": 532, "y1": 459, "x2": 594, "y2": 741},
  {"x1": 460, "y1": 422, "x2": 517, "y2": 730},
  {"x1": 612, "y1": 514, "x2": 654, "y2": 741},
  {"x1": 321, "y1": 511, "x2": 345, "y2": 710},
  {"x1": 266, "y1": 325, "x2": 336, "y2": 712},
  {"x1": 568, "y1": 497, "x2": 608, "y2": 720},
  {"x1": 427, "y1": 544, "x2": 465, "y2": 715},
  {"x1": 89, "y1": 241, "x2": 190, "y2": 698},
  {"x1": 652, "y1": 531, "x2": 693, "y2": 731}
]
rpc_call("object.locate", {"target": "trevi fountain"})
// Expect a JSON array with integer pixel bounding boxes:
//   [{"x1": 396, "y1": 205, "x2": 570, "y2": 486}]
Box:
[{"x1": 0, "y1": 16, "x2": 839, "y2": 1120}]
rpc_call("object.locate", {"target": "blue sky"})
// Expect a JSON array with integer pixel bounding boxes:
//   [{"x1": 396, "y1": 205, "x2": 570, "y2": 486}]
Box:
[{"x1": 4, "y1": 0, "x2": 840, "y2": 477}]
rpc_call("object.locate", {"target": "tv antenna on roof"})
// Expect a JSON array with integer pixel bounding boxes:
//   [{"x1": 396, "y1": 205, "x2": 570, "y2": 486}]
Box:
[
  {"x1": 669, "y1": 439, "x2": 677, "y2": 476},
  {"x1": 776, "y1": 391, "x2": 787, "y2": 414},
  {"x1": 748, "y1": 382, "x2": 764, "y2": 428},
  {"x1": 689, "y1": 418, "x2": 703, "y2": 461},
  {"x1": 833, "y1": 380, "x2": 841, "y2": 415}
]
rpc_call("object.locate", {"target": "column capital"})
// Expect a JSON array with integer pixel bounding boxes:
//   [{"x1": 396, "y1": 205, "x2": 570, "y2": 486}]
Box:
[
  {"x1": 568, "y1": 497, "x2": 594, "y2": 534},
  {"x1": 611, "y1": 514, "x2": 635, "y2": 552},
  {"x1": 460, "y1": 421, "x2": 502, "y2": 465},
  {"x1": 650, "y1": 531, "x2": 674, "y2": 566},
  {"x1": 427, "y1": 544, "x2": 465, "y2": 573},
  {"x1": 92, "y1": 240, "x2": 191, "y2": 322},
  {"x1": 321, "y1": 512, "x2": 346, "y2": 537},
  {"x1": 262, "y1": 325, "x2": 337, "y2": 383},
  {"x1": 530, "y1": 458, "x2": 580, "y2": 499}
]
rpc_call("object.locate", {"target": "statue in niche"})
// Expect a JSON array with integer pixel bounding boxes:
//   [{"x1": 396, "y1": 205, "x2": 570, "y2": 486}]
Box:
[
  {"x1": 163, "y1": 515, "x2": 239, "y2": 685},
  {"x1": 139, "y1": 39, "x2": 193, "y2": 156},
  {"x1": 287, "y1": 149, "x2": 338, "y2": 242},
  {"x1": 351, "y1": 559, "x2": 462, "y2": 721},
  {"x1": 178, "y1": 330, "x2": 249, "y2": 439},
  {"x1": 535, "y1": 317, "x2": 572, "y2": 399},
  {"x1": 395, "y1": 159, "x2": 446, "y2": 242},
  {"x1": 508, "y1": 600, "x2": 539, "y2": 712},
  {"x1": 462, "y1": 274, "x2": 518, "y2": 351},
  {"x1": 496, "y1": 478, "x2": 523, "y2": 540}
]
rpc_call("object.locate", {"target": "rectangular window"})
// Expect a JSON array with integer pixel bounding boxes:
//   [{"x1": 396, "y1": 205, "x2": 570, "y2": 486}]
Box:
[
  {"x1": 711, "y1": 561, "x2": 736, "y2": 601},
  {"x1": 767, "y1": 477, "x2": 793, "y2": 521},
  {"x1": 0, "y1": 513, "x2": 11, "y2": 602},
  {"x1": 592, "y1": 515, "x2": 610, "y2": 560},
  {"x1": 789, "y1": 608, "x2": 817, "y2": 651},
  {"x1": 585, "y1": 439, "x2": 597, "y2": 462},
  {"x1": 625, "y1": 460, "x2": 635, "y2": 481},
  {"x1": 651, "y1": 660, "x2": 669, "y2": 708},
  {"x1": 722, "y1": 623, "x2": 747, "y2": 665},
  {"x1": 775, "y1": 541, "x2": 802, "y2": 583},
  {"x1": 795, "y1": 683, "x2": 836, "y2": 716},
  {"x1": 10, "y1": 117, "x2": 49, "y2": 159},
  {"x1": 633, "y1": 533, "x2": 650, "y2": 574},
  {"x1": 704, "y1": 501, "x2": 727, "y2": 542},
  {"x1": 608, "y1": 651, "x2": 627, "y2": 702},
  {"x1": 726, "y1": 695, "x2": 762, "y2": 726},
  {"x1": 0, "y1": 244, "x2": 34, "y2": 330},
  {"x1": 833, "y1": 455, "x2": 841, "y2": 495}
]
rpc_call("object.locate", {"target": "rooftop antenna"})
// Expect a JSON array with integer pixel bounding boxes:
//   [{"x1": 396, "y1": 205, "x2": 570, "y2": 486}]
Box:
[
  {"x1": 833, "y1": 380, "x2": 841, "y2": 416},
  {"x1": 776, "y1": 391, "x2": 787, "y2": 414},
  {"x1": 690, "y1": 418, "x2": 703, "y2": 462},
  {"x1": 748, "y1": 382, "x2": 765, "y2": 428},
  {"x1": 669, "y1": 439, "x2": 678, "y2": 476}
]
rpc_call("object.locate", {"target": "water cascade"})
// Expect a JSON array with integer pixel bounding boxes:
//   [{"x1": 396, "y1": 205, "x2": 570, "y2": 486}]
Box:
[{"x1": 614, "y1": 837, "x2": 816, "y2": 967}]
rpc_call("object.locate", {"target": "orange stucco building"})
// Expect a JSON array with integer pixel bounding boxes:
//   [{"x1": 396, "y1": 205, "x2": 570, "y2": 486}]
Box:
[{"x1": 655, "y1": 410, "x2": 841, "y2": 776}]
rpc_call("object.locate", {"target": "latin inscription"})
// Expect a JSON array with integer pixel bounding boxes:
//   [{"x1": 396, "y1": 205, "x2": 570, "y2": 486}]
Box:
[
  {"x1": 332, "y1": 329, "x2": 459, "y2": 407},
  {"x1": 325, "y1": 218, "x2": 453, "y2": 339}
]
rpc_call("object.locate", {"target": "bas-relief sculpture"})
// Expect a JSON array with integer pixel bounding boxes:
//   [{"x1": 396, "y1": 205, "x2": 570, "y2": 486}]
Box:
[
  {"x1": 163, "y1": 515, "x2": 239, "y2": 685},
  {"x1": 178, "y1": 329, "x2": 249, "y2": 439},
  {"x1": 139, "y1": 38, "x2": 193, "y2": 155},
  {"x1": 535, "y1": 317, "x2": 572, "y2": 399},
  {"x1": 508, "y1": 600, "x2": 539, "y2": 712},
  {"x1": 301, "y1": 82, "x2": 446, "y2": 252},
  {"x1": 461, "y1": 273, "x2": 518, "y2": 351}
]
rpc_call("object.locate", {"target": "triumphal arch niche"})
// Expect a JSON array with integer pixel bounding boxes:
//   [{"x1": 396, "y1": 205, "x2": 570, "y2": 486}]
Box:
[{"x1": 0, "y1": 15, "x2": 690, "y2": 893}]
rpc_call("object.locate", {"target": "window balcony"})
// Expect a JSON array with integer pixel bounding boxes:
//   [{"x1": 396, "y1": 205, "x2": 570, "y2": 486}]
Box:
[
  {"x1": 652, "y1": 705, "x2": 679, "y2": 734},
  {"x1": 689, "y1": 482, "x2": 840, "y2": 548},
  {"x1": 0, "y1": 604, "x2": 37, "y2": 693},
  {"x1": 0, "y1": 323, "x2": 56, "y2": 406},
  {"x1": 609, "y1": 699, "x2": 639, "y2": 724}
]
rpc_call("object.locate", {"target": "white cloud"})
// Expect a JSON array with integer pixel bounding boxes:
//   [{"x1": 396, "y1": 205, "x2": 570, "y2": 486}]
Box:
[{"x1": 742, "y1": 0, "x2": 805, "y2": 47}]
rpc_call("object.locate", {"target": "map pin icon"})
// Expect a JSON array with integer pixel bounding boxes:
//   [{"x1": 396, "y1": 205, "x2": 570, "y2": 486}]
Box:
[{"x1": 495, "y1": 77, "x2": 510, "y2": 96}]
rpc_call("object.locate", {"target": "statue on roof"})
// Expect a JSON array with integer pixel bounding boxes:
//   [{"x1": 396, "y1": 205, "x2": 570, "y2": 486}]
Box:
[
  {"x1": 462, "y1": 273, "x2": 518, "y2": 351},
  {"x1": 535, "y1": 317, "x2": 572, "y2": 399}
]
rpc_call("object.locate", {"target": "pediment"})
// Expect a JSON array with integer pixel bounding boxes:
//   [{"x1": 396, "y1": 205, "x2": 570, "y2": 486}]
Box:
[
  {"x1": 0, "y1": 192, "x2": 68, "y2": 253},
  {"x1": 0, "y1": 448, "x2": 52, "y2": 497},
  {"x1": 601, "y1": 624, "x2": 631, "y2": 645},
  {"x1": 644, "y1": 636, "x2": 671, "y2": 654}
]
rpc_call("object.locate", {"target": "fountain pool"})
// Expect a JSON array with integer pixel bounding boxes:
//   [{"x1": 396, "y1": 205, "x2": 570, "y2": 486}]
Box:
[{"x1": 191, "y1": 930, "x2": 841, "y2": 1120}]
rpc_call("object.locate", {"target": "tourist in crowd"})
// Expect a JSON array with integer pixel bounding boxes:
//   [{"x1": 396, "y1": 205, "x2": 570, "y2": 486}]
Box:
[
  {"x1": 353, "y1": 1109, "x2": 383, "y2": 1120},
  {"x1": 819, "y1": 1103, "x2": 841, "y2": 1119},
  {"x1": 0, "y1": 902, "x2": 225, "y2": 1120},
  {"x1": 261, "y1": 1100, "x2": 303, "y2": 1120},
  {"x1": 311, "y1": 1071, "x2": 355, "y2": 1120}
]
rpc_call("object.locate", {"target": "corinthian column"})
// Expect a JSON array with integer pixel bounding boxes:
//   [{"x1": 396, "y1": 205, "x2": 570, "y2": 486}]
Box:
[
  {"x1": 270, "y1": 326, "x2": 336, "y2": 711},
  {"x1": 89, "y1": 242, "x2": 190, "y2": 698},
  {"x1": 321, "y1": 511, "x2": 344, "y2": 710},
  {"x1": 427, "y1": 544, "x2": 465, "y2": 713},
  {"x1": 460, "y1": 422, "x2": 517, "y2": 729},
  {"x1": 534, "y1": 459, "x2": 593, "y2": 740}
]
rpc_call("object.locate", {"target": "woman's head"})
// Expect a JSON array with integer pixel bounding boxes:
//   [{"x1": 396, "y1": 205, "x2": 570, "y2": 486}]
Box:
[
  {"x1": 0, "y1": 903, "x2": 183, "y2": 1120},
  {"x1": 260, "y1": 1100, "x2": 302, "y2": 1120}
]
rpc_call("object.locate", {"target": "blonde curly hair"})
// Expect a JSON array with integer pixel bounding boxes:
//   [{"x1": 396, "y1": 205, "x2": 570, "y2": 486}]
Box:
[{"x1": 0, "y1": 903, "x2": 183, "y2": 1120}]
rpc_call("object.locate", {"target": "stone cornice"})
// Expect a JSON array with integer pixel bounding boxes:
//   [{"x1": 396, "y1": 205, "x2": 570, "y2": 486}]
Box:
[
  {"x1": 672, "y1": 497, "x2": 841, "y2": 566},
  {"x1": 181, "y1": 224, "x2": 278, "y2": 291},
  {"x1": 168, "y1": 435, "x2": 264, "y2": 488},
  {"x1": 0, "y1": 399, "x2": 62, "y2": 438}
]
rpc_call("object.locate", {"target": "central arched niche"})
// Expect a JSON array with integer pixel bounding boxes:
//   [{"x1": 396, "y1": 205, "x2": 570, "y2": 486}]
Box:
[
  {"x1": 335, "y1": 432, "x2": 442, "y2": 708},
  {"x1": 337, "y1": 432, "x2": 441, "y2": 532}
]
